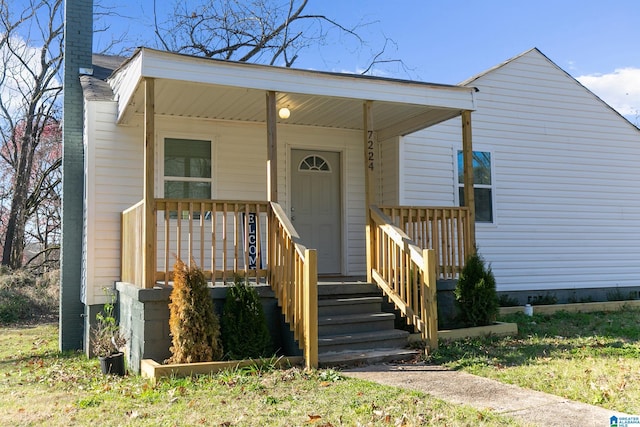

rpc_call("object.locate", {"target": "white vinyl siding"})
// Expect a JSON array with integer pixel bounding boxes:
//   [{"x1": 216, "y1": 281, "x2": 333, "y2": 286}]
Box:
[
  {"x1": 84, "y1": 112, "x2": 368, "y2": 301},
  {"x1": 403, "y1": 49, "x2": 640, "y2": 292},
  {"x1": 84, "y1": 100, "x2": 142, "y2": 305},
  {"x1": 379, "y1": 136, "x2": 399, "y2": 205},
  {"x1": 400, "y1": 133, "x2": 457, "y2": 207}
]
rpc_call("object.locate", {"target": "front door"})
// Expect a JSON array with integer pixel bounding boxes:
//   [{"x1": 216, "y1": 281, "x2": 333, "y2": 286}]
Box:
[{"x1": 291, "y1": 149, "x2": 341, "y2": 275}]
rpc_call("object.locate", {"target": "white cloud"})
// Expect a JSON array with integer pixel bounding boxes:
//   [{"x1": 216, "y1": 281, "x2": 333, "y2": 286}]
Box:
[
  {"x1": 0, "y1": 36, "x2": 58, "y2": 119},
  {"x1": 577, "y1": 68, "x2": 640, "y2": 122}
]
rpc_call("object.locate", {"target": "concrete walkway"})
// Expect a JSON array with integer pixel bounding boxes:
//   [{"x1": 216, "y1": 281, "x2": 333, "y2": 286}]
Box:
[{"x1": 343, "y1": 363, "x2": 632, "y2": 427}]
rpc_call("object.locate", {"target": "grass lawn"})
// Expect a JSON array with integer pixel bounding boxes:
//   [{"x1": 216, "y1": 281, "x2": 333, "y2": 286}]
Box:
[
  {"x1": 0, "y1": 323, "x2": 521, "y2": 426},
  {"x1": 430, "y1": 309, "x2": 640, "y2": 414}
]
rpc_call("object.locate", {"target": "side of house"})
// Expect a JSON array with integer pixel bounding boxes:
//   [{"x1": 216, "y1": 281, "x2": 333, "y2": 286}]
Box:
[{"x1": 399, "y1": 48, "x2": 640, "y2": 300}]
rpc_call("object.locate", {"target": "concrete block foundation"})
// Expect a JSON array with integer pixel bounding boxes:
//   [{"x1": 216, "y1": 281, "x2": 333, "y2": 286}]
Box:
[{"x1": 116, "y1": 282, "x2": 301, "y2": 373}]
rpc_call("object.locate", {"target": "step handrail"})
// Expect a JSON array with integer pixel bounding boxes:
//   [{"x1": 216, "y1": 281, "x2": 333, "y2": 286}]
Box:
[
  {"x1": 368, "y1": 205, "x2": 438, "y2": 350},
  {"x1": 268, "y1": 202, "x2": 318, "y2": 369}
]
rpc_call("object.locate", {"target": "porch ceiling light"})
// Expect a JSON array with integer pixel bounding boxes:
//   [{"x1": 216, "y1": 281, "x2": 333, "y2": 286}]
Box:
[{"x1": 278, "y1": 107, "x2": 290, "y2": 119}]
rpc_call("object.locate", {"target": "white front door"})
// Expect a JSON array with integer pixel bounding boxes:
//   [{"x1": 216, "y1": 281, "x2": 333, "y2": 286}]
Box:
[{"x1": 291, "y1": 149, "x2": 341, "y2": 275}]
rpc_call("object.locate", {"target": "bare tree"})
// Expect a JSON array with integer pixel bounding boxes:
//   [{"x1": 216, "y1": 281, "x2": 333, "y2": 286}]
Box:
[
  {"x1": 0, "y1": 0, "x2": 63, "y2": 269},
  {"x1": 152, "y1": 0, "x2": 399, "y2": 72}
]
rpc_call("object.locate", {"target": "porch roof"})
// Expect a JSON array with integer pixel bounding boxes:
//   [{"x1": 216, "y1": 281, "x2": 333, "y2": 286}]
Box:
[{"x1": 109, "y1": 48, "x2": 476, "y2": 139}]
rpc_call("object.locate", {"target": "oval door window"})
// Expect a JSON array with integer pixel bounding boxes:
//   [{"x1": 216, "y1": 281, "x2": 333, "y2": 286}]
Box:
[{"x1": 298, "y1": 155, "x2": 331, "y2": 172}]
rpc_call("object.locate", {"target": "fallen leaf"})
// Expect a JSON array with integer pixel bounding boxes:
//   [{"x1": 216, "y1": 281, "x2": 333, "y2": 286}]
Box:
[{"x1": 306, "y1": 414, "x2": 322, "y2": 423}]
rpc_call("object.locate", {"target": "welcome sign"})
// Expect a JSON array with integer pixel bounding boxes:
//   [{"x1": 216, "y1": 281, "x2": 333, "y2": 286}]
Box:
[{"x1": 242, "y1": 212, "x2": 262, "y2": 269}]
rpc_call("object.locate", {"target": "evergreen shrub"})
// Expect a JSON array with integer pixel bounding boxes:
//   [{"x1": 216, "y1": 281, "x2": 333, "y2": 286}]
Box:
[
  {"x1": 167, "y1": 259, "x2": 223, "y2": 363},
  {"x1": 454, "y1": 251, "x2": 499, "y2": 327},
  {"x1": 221, "y1": 276, "x2": 272, "y2": 360}
]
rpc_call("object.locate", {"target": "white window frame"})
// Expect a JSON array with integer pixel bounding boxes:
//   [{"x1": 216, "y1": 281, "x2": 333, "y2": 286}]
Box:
[
  {"x1": 157, "y1": 133, "x2": 217, "y2": 199},
  {"x1": 454, "y1": 147, "x2": 496, "y2": 225}
]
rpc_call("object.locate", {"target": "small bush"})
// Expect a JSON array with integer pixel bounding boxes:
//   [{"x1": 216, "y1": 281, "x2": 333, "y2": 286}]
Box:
[
  {"x1": 221, "y1": 276, "x2": 272, "y2": 360},
  {"x1": 167, "y1": 260, "x2": 223, "y2": 364},
  {"x1": 90, "y1": 288, "x2": 126, "y2": 357},
  {"x1": 607, "y1": 287, "x2": 627, "y2": 302},
  {"x1": 0, "y1": 268, "x2": 58, "y2": 324},
  {"x1": 529, "y1": 293, "x2": 557, "y2": 305},
  {"x1": 454, "y1": 251, "x2": 499, "y2": 327},
  {"x1": 0, "y1": 289, "x2": 31, "y2": 323},
  {"x1": 497, "y1": 293, "x2": 519, "y2": 307}
]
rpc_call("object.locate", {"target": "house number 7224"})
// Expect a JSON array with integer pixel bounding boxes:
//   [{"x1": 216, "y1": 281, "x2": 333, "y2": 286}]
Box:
[{"x1": 367, "y1": 130, "x2": 374, "y2": 170}]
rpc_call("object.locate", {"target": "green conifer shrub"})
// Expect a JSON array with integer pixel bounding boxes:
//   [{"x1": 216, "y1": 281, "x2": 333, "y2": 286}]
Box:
[
  {"x1": 221, "y1": 276, "x2": 272, "y2": 360},
  {"x1": 454, "y1": 251, "x2": 499, "y2": 327},
  {"x1": 167, "y1": 259, "x2": 223, "y2": 363}
]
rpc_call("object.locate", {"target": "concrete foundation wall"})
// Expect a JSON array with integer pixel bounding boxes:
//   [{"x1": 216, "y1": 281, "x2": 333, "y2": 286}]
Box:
[
  {"x1": 436, "y1": 281, "x2": 640, "y2": 328},
  {"x1": 116, "y1": 282, "x2": 301, "y2": 373}
]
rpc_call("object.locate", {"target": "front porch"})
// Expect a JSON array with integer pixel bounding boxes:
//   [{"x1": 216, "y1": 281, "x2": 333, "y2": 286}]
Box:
[
  {"x1": 121, "y1": 198, "x2": 473, "y2": 369},
  {"x1": 109, "y1": 48, "x2": 478, "y2": 370}
]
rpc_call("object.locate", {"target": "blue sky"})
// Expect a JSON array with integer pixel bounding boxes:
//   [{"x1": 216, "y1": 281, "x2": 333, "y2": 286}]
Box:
[{"x1": 94, "y1": 0, "x2": 640, "y2": 123}]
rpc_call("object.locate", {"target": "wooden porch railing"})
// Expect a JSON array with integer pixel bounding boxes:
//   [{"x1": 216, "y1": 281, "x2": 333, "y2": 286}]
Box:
[
  {"x1": 121, "y1": 199, "x2": 318, "y2": 369},
  {"x1": 380, "y1": 206, "x2": 471, "y2": 280},
  {"x1": 369, "y1": 206, "x2": 438, "y2": 350},
  {"x1": 121, "y1": 200, "x2": 145, "y2": 286},
  {"x1": 268, "y1": 202, "x2": 318, "y2": 369},
  {"x1": 153, "y1": 199, "x2": 270, "y2": 284}
]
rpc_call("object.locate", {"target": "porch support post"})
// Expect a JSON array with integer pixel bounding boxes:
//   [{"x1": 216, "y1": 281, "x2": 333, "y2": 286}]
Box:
[
  {"x1": 461, "y1": 110, "x2": 476, "y2": 253},
  {"x1": 363, "y1": 101, "x2": 375, "y2": 282},
  {"x1": 303, "y1": 248, "x2": 318, "y2": 369},
  {"x1": 142, "y1": 78, "x2": 156, "y2": 288},
  {"x1": 266, "y1": 91, "x2": 278, "y2": 202}
]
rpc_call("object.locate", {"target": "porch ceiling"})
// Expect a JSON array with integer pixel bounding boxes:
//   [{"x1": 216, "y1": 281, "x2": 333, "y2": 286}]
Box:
[{"x1": 112, "y1": 48, "x2": 476, "y2": 138}]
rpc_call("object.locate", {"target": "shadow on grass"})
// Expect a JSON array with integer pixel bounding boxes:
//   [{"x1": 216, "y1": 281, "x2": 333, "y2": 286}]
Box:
[
  {"x1": 430, "y1": 310, "x2": 640, "y2": 370},
  {"x1": 0, "y1": 348, "x2": 85, "y2": 370}
]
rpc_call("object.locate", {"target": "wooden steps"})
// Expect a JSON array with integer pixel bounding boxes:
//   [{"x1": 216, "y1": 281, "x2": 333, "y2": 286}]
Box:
[{"x1": 316, "y1": 283, "x2": 418, "y2": 366}]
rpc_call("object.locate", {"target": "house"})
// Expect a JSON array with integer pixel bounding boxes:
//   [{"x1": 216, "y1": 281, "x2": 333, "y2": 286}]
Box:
[
  {"x1": 75, "y1": 47, "x2": 475, "y2": 371},
  {"x1": 410, "y1": 48, "x2": 640, "y2": 303},
  {"x1": 61, "y1": 0, "x2": 640, "y2": 371},
  {"x1": 63, "y1": 0, "x2": 478, "y2": 370}
]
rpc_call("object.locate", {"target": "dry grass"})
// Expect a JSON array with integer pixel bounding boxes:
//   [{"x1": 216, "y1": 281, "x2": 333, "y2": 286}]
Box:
[
  {"x1": 0, "y1": 323, "x2": 521, "y2": 426},
  {"x1": 430, "y1": 310, "x2": 640, "y2": 413}
]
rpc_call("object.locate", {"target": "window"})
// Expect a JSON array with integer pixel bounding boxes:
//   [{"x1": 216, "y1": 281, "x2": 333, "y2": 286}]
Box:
[
  {"x1": 298, "y1": 155, "x2": 330, "y2": 172},
  {"x1": 457, "y1": 150, "x2": 493, "y2": 223},
  {"x1": 164, "y1": 138, "x2": 212, "y2": 199}
]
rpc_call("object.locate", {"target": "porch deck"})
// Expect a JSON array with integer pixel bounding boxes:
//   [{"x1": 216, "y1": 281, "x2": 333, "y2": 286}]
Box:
[{"x1": 121, "y1": 199, "x2": 472, "y2": 369}]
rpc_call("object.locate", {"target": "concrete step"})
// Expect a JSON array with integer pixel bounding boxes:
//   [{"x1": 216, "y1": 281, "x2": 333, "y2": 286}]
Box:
[
  {"x1": 318, "y1": 296, "x2": 384, "y2": 316},
  {"x1": 318, "y1": 312, "x2": 396, "y2": 336},
  {"x1": 318, "y1": 328, "x2": 409, "y2": 354},
  {"x1": 319, "y1": 348, "x2": 420, "y2": 368}
]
